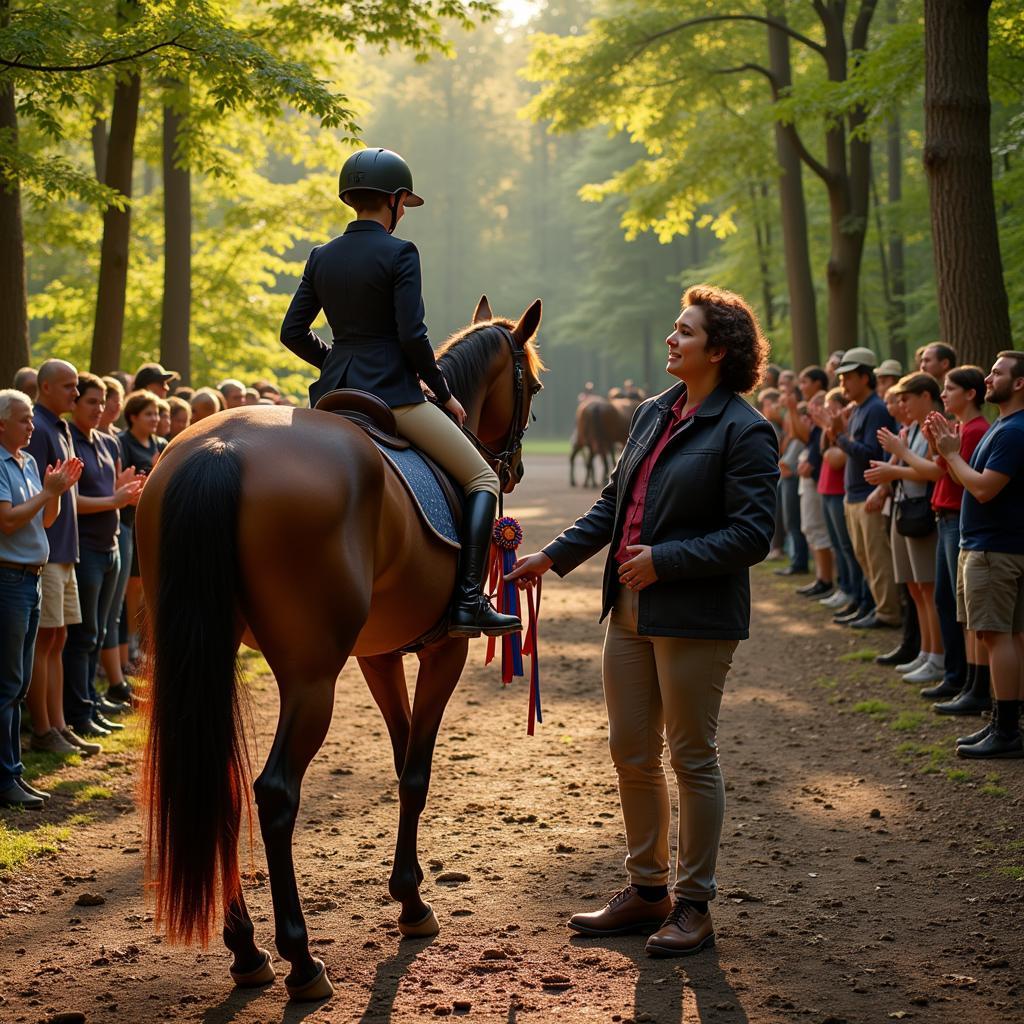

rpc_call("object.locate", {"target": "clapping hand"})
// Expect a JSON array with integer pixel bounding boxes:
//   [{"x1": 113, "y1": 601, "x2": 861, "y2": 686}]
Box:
[
  {"x1": 42, "y1": 458, "x2": 83, "y2": 496},
  {"x1": 877, "y1": 426, "x2": 907, "y2": 458},
  {"x1": 864, "y1": 459, "x2": 897, "y2": 485},
  {"x1": 113, "y1": 466, "x2": 145, "y2": 508},
  {"x1": 925, "y1": 412, "x2": 961, "y2": 458}
]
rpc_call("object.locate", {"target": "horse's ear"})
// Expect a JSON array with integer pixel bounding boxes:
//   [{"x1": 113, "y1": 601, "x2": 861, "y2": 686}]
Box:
[
  {"x1": 511, "y1": 299, "x2": 542, "y2": 347},
  {"x1": 472, "y1": 295, "x2": 493, "y2": 324}
]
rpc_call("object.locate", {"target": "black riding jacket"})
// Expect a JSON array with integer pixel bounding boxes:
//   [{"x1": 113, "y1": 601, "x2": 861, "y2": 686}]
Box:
[{"x1": 280, "y1": 220, "x2": 451, "y2": 409}]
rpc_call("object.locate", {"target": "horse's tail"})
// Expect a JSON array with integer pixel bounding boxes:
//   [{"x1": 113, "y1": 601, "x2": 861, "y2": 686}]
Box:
[{"x1": 143, "y1": 441, "x2": 250, "y2": 946}]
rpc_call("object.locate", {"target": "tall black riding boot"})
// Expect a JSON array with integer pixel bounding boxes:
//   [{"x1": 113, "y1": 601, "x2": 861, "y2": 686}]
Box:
[{"x1": 449, "y1": 491, "x2": 523, "y2": 639}]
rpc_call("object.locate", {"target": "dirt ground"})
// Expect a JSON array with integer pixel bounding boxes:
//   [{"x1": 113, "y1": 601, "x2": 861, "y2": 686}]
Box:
[{"x1": 2, "y1": 452, "x2": 1022, "y2": 1024}]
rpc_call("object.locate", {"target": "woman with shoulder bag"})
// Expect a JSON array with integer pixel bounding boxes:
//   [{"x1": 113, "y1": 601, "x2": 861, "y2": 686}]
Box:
[{"x1": 864, "y1": 373, "x2": 945, "y2": 684}]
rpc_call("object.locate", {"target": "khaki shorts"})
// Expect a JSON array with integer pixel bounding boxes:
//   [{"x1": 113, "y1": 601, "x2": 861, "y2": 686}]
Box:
[
  {"x1": 39, "y1": 561, "x2": 82, "y2": 629},
  {"x1": 956, "y1": 549, "x2": 1024, "y2": 633},
  {"x1": 891, "y1": 516, "x2": 937, "y2": 585}
]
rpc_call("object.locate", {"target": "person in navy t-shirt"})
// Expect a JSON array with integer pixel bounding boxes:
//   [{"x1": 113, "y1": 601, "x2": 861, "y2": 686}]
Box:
[{"x1": 927, "y1": 351, "x2": 1024, "y2": 759}]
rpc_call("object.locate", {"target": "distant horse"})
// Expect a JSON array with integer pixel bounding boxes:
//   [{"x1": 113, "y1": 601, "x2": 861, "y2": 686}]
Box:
[
  {"x1": 139, "y1": 297, "x2": 543, "y2": 1001},
  {"x1": 569, "y1": 393, "x2": 600, "y2": 487},
  {"x1": 574, "y1": 397, "x2": 628, "y2": 487}
]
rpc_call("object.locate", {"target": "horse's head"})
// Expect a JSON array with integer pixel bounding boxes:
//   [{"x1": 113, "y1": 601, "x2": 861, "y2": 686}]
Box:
[{"x1": 436, "y1": 295, "x2": 545, "y2": 493}]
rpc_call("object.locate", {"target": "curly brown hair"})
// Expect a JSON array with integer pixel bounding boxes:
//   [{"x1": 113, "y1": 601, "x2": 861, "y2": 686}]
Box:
[{"x1": 683, "y1": 284, "x2": 770, "y2": 395}]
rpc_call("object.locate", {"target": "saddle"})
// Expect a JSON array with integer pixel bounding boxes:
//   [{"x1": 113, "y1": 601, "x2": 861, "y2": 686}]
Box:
[{"x1": 314, "y1": 388, "x2": 463, "y2": 535}]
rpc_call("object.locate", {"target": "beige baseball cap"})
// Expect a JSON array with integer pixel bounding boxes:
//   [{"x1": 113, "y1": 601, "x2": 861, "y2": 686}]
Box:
[
  {"x1": 877, "y1": 358, "x2": 903, "y2": 377},
  {"x1": 835, "y1": 347, "x2": 878, "y2": 374}
]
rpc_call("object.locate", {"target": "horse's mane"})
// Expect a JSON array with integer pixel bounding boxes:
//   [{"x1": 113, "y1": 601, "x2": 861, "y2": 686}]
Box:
[{"x1": 436, "y1": 319, "x2": 544, "y2": 400}]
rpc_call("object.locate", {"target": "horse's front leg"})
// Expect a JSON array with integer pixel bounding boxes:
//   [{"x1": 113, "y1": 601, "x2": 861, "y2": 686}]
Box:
[{"x1": 389, "y1": 636, "x2": 469, "y2": 937}]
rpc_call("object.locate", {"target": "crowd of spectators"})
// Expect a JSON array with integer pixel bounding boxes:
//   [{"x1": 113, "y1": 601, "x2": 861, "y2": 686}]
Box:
[
  {"x1": 757, "y1": 343, "x2": 1024, "y2": 761},
  {"x1": 0, "y1": 360, "x2": 293, "y2": 808}
]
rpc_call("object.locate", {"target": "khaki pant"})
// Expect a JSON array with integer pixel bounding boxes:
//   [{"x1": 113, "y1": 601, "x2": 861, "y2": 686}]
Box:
[
  {"x1": 602, "y1": 587, "x2": 738, "y2": 902},
  {"x1": 392, "y1": 401, "x2": 498, "y2": 497},
  {"x1": 844, "y1": 500, "x2": 901, "y2": 623}
]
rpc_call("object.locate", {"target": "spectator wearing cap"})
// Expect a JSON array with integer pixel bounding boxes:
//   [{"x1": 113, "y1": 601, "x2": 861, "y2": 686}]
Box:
[
  {"x1": 825, "y1": 351, "x2": 845, "y2": 387},
  {"x1": 218, "y1": 379, "x2": 246, "y2": 409},
  {"x1": 13, "y1": 367, "x2": 37, "y2": 401},
  {"x1": 919, "y1": 343, "x2": 957, "y2": 384},
  {"x1": 0, "y1": 389, "x2": 82, "y2": 808},
  {"x1": 24, "y1": 360, "x2": 99, "y2": 757},
  {"x1": 876, "y1": 359, "x2": 903, "y2": 399},
  {"x1": 244, "y1": 387, "x2": 260, "y2": 406},
  {"x1": 824, "y1": 347, "x2": 902, "y2": 629},
  {"x1": 64, "y1": 374, "x2": 144, "y2": 740},
  {"x1": 865, "y1": 373, "x2": 945, "y2": 683},
  {"x1": 929, "y1": 366, "x2": 991, "y2": 714},
  {"x1": 927, "y1": 352, "x2": 1024, "y2": 759},
  {"x1": 133, "y1": 362, "x2": 179, "y2": 399}
]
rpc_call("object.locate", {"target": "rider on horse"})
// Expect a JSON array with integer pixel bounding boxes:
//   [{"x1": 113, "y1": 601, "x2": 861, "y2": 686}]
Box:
[{"x1": 280, "y1": 147, "x2": 520, "y2": 638}]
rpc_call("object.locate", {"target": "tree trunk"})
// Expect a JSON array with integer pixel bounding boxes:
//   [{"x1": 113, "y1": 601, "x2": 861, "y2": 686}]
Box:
[
  {"x1": 91, "y1": 113, "x2": 108, "y2": 182},
  {"x1": 160, "y1": 85, "x2": 191, "y2": 383},
  {"x1": 766, "y1": 10, "x2": 820, "y2": 369},
  {"x1": 90, "y1": 69, "x2": 141, "y2": 374},
  {"x1": 886, "y1": 110, "x2": 906, "y2": 366},
  {"x1": 0, "y1": 8, "x2": 31, "y2": 386},
  {"x1": 924, "y1": 0, "x2": 1011, "y2": 368}
]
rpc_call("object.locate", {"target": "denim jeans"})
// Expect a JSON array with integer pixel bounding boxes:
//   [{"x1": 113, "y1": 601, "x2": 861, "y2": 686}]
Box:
[
  {"x1": 63, "y1": 546, "x2": 120, "y2": 729},
  {"x1": 822, "y1": 493, "x2": 864, "y2": 602},
  {"x1": 780, "y1": 475, "x2": 808, "y2": 571},
  {"x1": 102, "y1": 525, "x2": 132, "y2": 652},
  {"x1": 0, "y1": 568, "x2": 41, "y2": 788},
  {"x1": 935, "y1": 513, "x2": 967, "y2": 687}
]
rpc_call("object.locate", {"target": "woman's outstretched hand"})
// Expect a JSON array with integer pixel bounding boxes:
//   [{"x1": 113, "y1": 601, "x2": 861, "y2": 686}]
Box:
[
  {"x1": 504, "y1": 551, "x2": 553, "y2": 589},
  {"x1": 619, "y1": 544, "x2": 657, "y2": 591}
]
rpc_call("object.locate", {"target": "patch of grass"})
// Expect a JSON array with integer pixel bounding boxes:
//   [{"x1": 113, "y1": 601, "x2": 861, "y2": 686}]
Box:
[
  {"x1": 946, "y1": 768, "x2": 972, "y2": 783},
  {"x1": 524, "y1": 438, "x2": 571, "y2": 456},
  {"x1": 0, "y1": 820, "x2": 72, "y2": 871},
  {"x1": 891, "y1": 711, "x2": 928, "y2": 732},
  {"x1": 853, "y1": 699, "x2": 891, "y2": 719},
  {"x1": 839, "y1": 648, "x2": 880, "y2": 663},
  {"x1": 981, "y1": 772, "x2": 1009, "y2": 798},
  {"x1": 896, "y1": 740, "x2": 952, "y2": 773},
  {"x1": 21, "y1": 749, "x2": 83, "y2": 782},
  {"x1": 815, "y1": 676, "x2": 838, "y2": 690},
  {"x1": 50, "y1": 780, "x2": 113, "y2": 803},
  {"x1": 997, "y1": 865, "x2": 1024, "y2": 881},
  {"x1": 99, "y1": 721, "x2": 144, "y2": 755}
]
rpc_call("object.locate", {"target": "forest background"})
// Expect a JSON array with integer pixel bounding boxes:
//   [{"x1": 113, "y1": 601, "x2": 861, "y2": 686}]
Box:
[{"x1": 2, "y1": 0, "x2": 1021, "y2": 437}]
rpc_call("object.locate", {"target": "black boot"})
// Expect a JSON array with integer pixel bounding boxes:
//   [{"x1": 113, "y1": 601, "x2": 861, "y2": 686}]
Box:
[
  {"x1": 449, "y1": 491, "x2": 523, "y2": 639},
  {"x1": 957, "y1": 704, "x2": 994, "y2": 748},
  {"x1": 957, "y1": 700, "x2": 1023, "y2": 759},
  {"x1": 934, "y1": 664, "x2": 991, "y2": 716}
]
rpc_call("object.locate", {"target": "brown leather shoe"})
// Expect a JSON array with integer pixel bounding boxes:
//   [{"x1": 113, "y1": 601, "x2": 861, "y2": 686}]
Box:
[
  {"x1": 645, "y1": 899, "x2": 715, "y2": 957},
  {"x1": 567, "y1": 886, "x2": 673, "y2": 936}
]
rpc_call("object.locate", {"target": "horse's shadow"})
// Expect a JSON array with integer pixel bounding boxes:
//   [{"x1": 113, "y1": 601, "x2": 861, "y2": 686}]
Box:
[
  {"x1": 571, "y1": 935, "x2": 750, "y2": 1023},
  {"x1": 357, "y1": 934, "x2": 438, "y2": 1024}
]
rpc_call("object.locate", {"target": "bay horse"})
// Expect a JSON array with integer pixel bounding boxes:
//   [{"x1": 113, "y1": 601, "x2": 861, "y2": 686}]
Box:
[{"x1": 139, "y1": 297, "x2": 543, "y2": 1001}]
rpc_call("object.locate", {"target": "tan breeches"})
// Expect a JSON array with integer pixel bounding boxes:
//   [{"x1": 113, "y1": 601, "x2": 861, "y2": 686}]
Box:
[
  {"x1": 602, "y1": 586, "x2": 738, "y2": 902},
  {"x1": 392, "y1": 401, "x2": 499, "y2": 497}
]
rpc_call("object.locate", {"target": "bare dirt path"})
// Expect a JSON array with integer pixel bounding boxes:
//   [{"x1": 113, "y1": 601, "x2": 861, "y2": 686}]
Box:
[{"x1": 2, "y1": 453, "x2": 1022, "y2": 1024}]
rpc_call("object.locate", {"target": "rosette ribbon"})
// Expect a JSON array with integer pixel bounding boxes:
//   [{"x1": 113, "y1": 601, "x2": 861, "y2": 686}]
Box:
[{"x1": 485, "y1": 516, "x2": 543, "y2": 735}]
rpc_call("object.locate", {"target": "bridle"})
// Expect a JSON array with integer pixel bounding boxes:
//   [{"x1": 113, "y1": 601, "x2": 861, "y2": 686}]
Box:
[{"x1": 457, "y1": 325, "x2": 537, "y2": 495}]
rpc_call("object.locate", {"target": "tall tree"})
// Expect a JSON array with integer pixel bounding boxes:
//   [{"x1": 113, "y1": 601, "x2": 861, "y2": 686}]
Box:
[
  {"x1": 160, "y1": 79, "x2": 190, "y2": 382},
  {"x1": 0, "y1": 0, "x2": 30, "y2": 386},
  {"x1": 924, "y1": 0, "x2": 1012, "y2": 367}
]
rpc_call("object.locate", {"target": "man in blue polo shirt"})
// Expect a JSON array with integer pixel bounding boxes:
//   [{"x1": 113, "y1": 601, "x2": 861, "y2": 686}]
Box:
[
  {"x1": 24, "y1": 359, "x2": 93, "y2": 756},
  {"x1": 928, "y1": 351, "x2": 1024, "y2": 759},
  {"x1": 0, "y1": 389, "x2": 82, "y2": 807}
]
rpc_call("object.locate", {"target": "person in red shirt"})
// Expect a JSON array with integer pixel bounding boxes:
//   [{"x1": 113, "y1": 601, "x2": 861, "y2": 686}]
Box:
[{"x1": 930, "y1": 366, "x2": 990, "y2": 715}]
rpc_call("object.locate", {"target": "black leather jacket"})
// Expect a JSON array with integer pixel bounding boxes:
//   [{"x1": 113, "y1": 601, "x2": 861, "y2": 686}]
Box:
[
  {"x1": 544, "y1": 381, "x2": 779, "y2": 640},
  {"x1": 280, "y1": 219, "x2": 451, "y2": 409}
]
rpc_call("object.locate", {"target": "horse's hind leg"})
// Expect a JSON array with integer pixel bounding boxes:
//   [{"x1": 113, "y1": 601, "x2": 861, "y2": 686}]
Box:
[
  {"x1": 253, "y1": 669, "x2": 342, "y2": 1001},
  {"x1": 225, "y1": 893, "x2": 275, "y2": 987},
  {"x1": 389, "y1": 636, "x2": 469, "y2": 937},
  {"x1": 358, "y1": 653, "x2": 411, "y2": 779}
]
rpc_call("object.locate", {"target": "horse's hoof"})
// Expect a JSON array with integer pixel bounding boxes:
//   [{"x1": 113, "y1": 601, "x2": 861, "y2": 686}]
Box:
[
  {"x1": 230, "y1": 948, "x2": 275, "y2": 988},
  {"x1": 398, "y1": 904, "x2": 440, "y2": 938},
  {"x1": 285, "y1": 959, "x2": 333, "y2": 1002}
]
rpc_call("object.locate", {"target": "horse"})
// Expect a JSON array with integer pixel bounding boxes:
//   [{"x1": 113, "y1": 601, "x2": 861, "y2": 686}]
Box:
[
  {"x1": 574, "y1": 396, "x2": 626, "y2": 487},
  {"x1": 569, "y1": 393, "x2": 600, "y2": 487},
  {"x1": 138, "y1": 296, "x2": 544, "y2": 1001}
]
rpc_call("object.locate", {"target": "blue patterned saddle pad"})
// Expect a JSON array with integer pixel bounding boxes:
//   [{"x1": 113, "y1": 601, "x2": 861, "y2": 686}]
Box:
[{"x1": 371, "y1": 440, "x2": 461, "y2": 549}]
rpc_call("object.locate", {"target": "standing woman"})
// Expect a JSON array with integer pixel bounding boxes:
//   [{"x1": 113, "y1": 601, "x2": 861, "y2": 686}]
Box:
[
  {"x1": 119, "y1": 391, "x2": 167, "y2": 664},
  {"x1": 508, "y1": 286, "x2": 779, "y2": 956}
]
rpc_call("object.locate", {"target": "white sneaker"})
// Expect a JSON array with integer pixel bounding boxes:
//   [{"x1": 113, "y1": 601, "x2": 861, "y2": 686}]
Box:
[
  {"x1": 821, "y1": 590, "x2": 850, "y2": 608},
  {"x1": 894, "y1": 653, "x2": 927, "y2": 674},
  {"x1": 902, "y1": 660, "x2": 945, "y2": 684}
]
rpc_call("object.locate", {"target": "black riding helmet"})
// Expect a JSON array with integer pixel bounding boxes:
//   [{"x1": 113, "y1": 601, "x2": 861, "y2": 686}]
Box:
[{"x1": 339, "y1": 148, "x2": 424, "y2": 234}]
